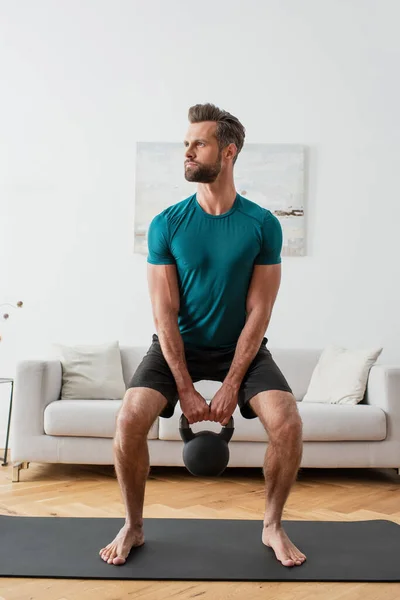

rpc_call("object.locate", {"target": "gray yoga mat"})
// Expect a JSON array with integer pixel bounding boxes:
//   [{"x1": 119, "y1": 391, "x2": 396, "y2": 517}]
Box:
[{"x1": 0, "y1": 515, "x2": 399, "y2": 581}]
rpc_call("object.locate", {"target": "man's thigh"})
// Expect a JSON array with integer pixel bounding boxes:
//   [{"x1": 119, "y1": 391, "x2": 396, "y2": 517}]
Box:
[
  {"x1": 238, "y1": 345, "x2": 293, "y2": 419},
  {"x1": 127, "y1": 335, "x2": 179, "y2": 418}
]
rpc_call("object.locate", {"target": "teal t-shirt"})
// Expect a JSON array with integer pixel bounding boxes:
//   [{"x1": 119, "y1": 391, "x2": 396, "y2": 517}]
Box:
[{"x1": 147, "y1": 192, "x2": 282, "y2": 349}]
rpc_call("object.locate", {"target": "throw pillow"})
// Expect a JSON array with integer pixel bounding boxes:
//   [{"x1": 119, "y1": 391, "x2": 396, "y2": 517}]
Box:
[
  {"x1": 302, "y1": 344, "x2": 383, "y2": 405},
  {"x1": 52, "y1": 340, "x2": 126, "y2": 400}
]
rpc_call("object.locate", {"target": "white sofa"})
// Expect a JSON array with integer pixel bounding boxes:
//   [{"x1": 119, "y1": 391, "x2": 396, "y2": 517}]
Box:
[{"x1": 10, "y1": 345, "x2": 400, "y2": 482}]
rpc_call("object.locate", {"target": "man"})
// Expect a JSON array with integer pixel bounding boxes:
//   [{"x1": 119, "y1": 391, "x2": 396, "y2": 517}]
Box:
[{"x1": 100, "y1": 103, "x2": 306, "y2": 568}]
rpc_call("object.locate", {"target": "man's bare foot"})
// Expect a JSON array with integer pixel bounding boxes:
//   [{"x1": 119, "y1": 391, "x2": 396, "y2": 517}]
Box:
[
  {"x1": 99, "y1": 522, "x2": 144, "y2": 565},
  {"x1": 262, "y1": 523, "x2": 306, "y2": 567}
]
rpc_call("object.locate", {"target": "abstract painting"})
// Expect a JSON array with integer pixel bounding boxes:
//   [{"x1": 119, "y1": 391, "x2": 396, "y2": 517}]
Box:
[{"x1": 134, "y1": 142, "x2": 306, "y2": 257}]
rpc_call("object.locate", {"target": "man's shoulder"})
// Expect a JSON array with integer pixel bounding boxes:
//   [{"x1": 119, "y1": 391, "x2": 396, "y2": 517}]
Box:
[
  {"x1": 237, "y1": 195, "x2": 274, "y2": 224},
  {"x1": 157, "y1": 194, "x2": 196, "y2": 221},
  {"x1": 149, "y1": 194, "x2": 195, "y2": 237}
]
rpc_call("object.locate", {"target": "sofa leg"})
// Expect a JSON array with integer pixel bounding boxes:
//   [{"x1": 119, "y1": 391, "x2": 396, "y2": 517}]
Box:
[
  {"x1": 12, "y1": 462, "x2": 22, "y2": 482},
  {"x1": 12, "y1": 461, "x2": 29, "y2": 482}
]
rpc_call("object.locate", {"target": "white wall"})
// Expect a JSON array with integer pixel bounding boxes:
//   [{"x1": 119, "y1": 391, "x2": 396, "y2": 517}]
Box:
[{"x1": 1, "y1": 0, "x2": 399, "y2": 441}]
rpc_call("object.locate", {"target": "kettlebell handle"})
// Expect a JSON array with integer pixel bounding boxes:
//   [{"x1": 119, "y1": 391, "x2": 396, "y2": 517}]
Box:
[
  {"x1": 179, "y1": 413, "x2": 235, "y2": 443},
  {"x1": 219, "y1": 416, "x2": 234, "y2": 443},
  {"x1": 179, "y1": 413, "x2": 195, "y2": 442}
]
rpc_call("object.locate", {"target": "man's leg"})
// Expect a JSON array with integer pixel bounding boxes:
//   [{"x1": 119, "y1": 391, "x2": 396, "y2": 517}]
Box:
[
  {"x1": 249, "y1": 390, "x2": 306, "y2": 567},
  {"x1": 100, "y1": 387, "x2": 168, "y2": 565}
]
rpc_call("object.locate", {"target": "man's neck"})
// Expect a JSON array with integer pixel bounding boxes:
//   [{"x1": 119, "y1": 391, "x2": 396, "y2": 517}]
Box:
[{"x1": 196, "y1": 183, "x2": 237, "y2": 216}]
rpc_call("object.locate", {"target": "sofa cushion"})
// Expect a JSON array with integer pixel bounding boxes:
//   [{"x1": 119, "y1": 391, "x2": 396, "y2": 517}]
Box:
[
  {"x1": 302, "y1": 345, "x2": 383, "y2": 405},
  {"x1": 52, "y1": 341, "x2": 126, "y2": 399},
  {"x1": 298, "y1": 402, "x2": 386, "y2": 441},
  {"x1": 44, "y1": 400, "x2": 158, "y2": 439},
  {"x1": 158, "y1": 401, "x2": 386, "y2": 442}
]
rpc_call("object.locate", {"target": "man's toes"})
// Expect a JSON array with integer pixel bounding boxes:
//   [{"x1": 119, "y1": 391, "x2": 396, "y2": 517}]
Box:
[
  {"x1": 293, "y1": 553, "x2": 306, "y2": 565},
  {"x1": 101, "y1": 546, "x2": 116, "y2": 563},
  {"x1": 107, "y1": 549, "x2": 117, "y2": 564},
  {"x1": 100, "y1": 543, "x2": 111, "y2": 555},
  {"x1": 296, "y1": 553, "x2": 306, "y2": 563},
  {"x1": 113, "y1": 556, "x2": 126, "y2": 565},
  {"x1": 281, "y1": 557, "x2": 295, "y2": 567}
]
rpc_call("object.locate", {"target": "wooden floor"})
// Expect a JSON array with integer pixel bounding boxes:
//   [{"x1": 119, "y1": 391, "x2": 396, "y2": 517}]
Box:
[{"x1": 0, "y1": 455, "x2": 400, "y2": 600}]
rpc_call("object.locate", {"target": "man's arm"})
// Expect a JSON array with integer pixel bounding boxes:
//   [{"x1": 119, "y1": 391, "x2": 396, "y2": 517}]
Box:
[
  {"x1": 147, "y1": 264, "x2": 210, "y2": 423},
  {"x1": 147, "y1": 263, "x2": 194, "y2": 394},
  {"x1": 223, "y1": 263, "x2": 282, "y2": 391}
]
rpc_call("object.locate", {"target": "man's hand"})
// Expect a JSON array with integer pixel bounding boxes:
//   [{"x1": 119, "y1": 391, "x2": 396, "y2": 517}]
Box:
[
  {"x1": 209, "y1": 383, "x2": 238, "y2": 425},
  {"x1": 179, "y1": 387, "x2": 210, "y2": 425}
]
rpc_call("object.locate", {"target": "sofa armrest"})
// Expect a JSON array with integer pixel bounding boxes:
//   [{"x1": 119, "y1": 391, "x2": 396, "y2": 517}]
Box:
[
  {"x1": 365, "y1": 365, "x2": 400, "y2": 440},
  {"x1": 11, "y1": 360, "x2": 62, "y2": 438}
]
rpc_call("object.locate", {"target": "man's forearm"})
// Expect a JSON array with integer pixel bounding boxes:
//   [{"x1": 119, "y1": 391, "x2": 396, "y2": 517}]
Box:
[
  {"x1": 224, "y1": 309, "x2": 271, "y2": 391},
  {"x1": 156, "y1": 314, "x2": 194, "y2": 393}
]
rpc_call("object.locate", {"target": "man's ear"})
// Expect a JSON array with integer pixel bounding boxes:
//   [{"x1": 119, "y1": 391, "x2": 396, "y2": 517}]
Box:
[{"x1": 225, "y1": 143, "x2": 237, "y2": 162}]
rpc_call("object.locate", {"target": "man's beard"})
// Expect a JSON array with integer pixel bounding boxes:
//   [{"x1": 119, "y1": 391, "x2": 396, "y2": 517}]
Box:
[{"x1": 184, "y1": 153, "x2": 222, "y2": 183}]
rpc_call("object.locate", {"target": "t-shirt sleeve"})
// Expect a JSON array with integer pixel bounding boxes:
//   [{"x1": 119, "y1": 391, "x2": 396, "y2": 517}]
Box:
[
  {"x1": 254, "y1": 211, "x2": 283, "y2": 265},
  {"x1": 147, "y1": 213, "x2": 176, "y2": 265}
]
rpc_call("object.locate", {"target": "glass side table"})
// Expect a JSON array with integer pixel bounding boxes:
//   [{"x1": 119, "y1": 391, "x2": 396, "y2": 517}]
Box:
[{"x1": 0, "y1": 377, "x2": 13, "y2": 466}]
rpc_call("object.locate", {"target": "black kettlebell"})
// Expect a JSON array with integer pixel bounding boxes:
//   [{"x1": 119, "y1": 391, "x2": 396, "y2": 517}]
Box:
[{"x1": 179, "y1": 413, "x2": 235, "y2": 477}]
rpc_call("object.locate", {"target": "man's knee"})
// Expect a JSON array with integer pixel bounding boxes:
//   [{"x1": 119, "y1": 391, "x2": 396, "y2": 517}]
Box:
[
  {"x1": 116, "y1": 387, "x2": 167, "y2": 436},
  {"x1": 251, "y1": 390, "x2": 302, "y2": 442},
  {"x1": 282, "y1": 410, "x2": 303, "y2": 441}
]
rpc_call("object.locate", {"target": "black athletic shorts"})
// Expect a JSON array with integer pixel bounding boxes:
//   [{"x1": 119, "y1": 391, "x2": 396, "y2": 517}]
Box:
[{"x1": 128, "y1": 334, "x2": 293, "y2": 419}]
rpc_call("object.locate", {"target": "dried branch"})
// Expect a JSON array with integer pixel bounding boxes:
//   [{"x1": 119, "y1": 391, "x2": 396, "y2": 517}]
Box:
[{"x1": 0, "y1": 301, "x2": 24, "y2": 342}]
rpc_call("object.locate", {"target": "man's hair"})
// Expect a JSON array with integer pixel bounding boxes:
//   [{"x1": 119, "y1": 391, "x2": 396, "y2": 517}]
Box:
[{"x1": 188, "y1": 103, "x2": 245, "y2": 165}]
